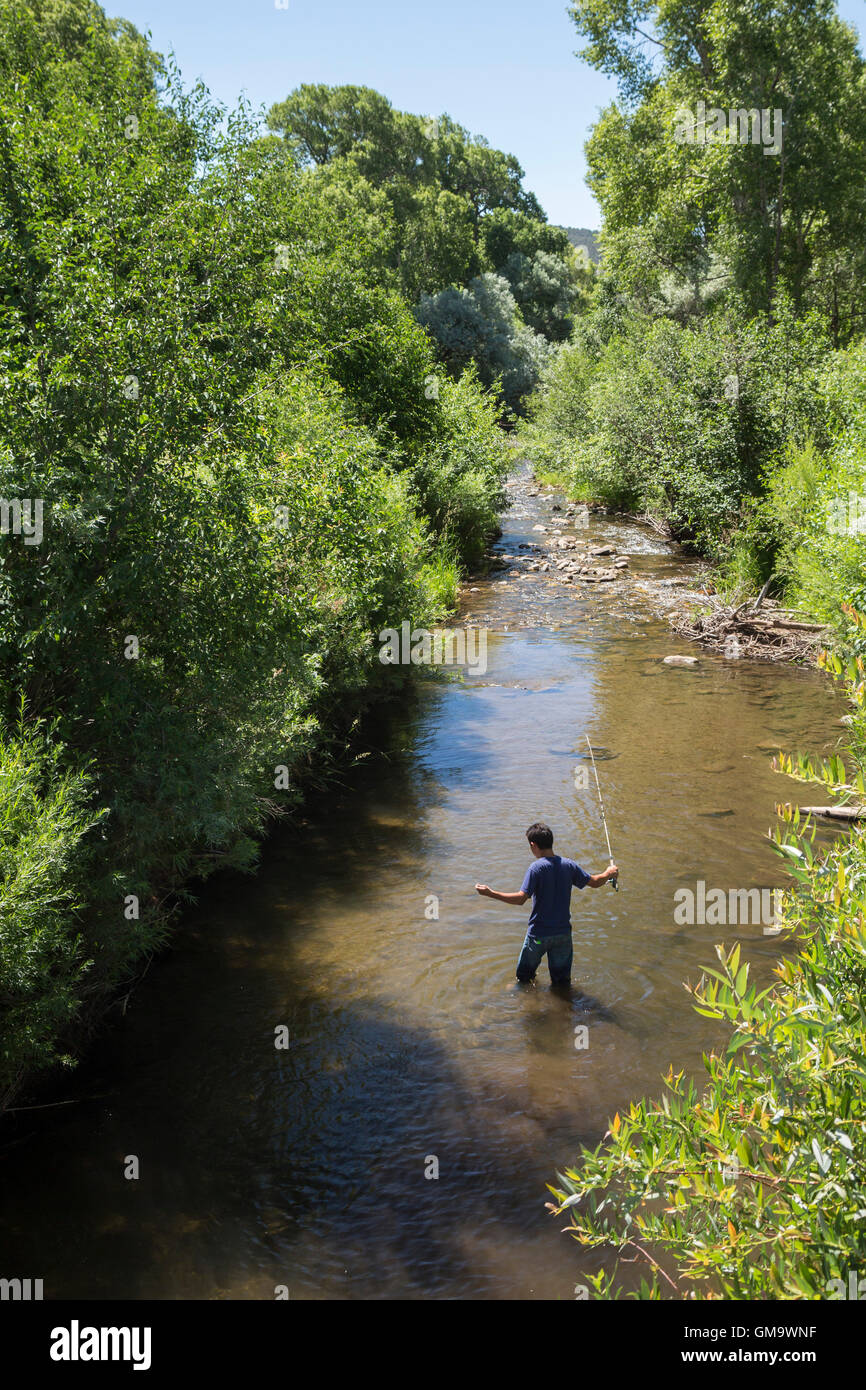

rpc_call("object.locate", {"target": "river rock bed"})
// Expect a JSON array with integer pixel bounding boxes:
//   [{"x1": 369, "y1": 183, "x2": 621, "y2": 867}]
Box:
[
  {"x1": 459, "y1": 464, "x2": 710, "y2": 631},
  {"x1": 463, "y1": 465, "x2": 824, "y2": 665}
]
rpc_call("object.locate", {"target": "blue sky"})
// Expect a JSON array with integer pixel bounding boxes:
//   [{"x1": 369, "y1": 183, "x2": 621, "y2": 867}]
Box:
[{"x1": 115, "y1": 0, "x2": 865, "y2": 230}]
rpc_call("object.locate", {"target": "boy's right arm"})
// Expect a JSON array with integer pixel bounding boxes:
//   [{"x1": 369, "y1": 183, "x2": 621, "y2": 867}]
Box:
[
  {"x1": 475, "y1": 885, "x2": 529, "y2": 905},
  {"x1": 586, "y1": 864, "x2": 618, "y2": 887}
]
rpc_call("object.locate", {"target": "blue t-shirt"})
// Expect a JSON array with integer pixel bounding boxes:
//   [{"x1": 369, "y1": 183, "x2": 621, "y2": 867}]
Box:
[{"x1": 521, "y1": 855, "x2": 590, "y2": 936}]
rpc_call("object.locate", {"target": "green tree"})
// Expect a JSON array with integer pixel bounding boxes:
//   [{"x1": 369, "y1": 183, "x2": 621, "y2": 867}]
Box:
[
  {"x1": 480, "y1": 207, "x2": 573, "y2": 268},
  {"x1": 267, "y1": 86, "x2": 548, "y2": 277},
  {"x1": 398, "y1": 186, "x2": 479, "y2": 299},
  {"x1": 418, "y1": 272, "x2": 552, "y2": 412},
  {"x1": 0, "y1": 1, "x2": 509, "y2": 1108},
  {"x1": 499, "y1": 248, "x2": 591, "y2": 342},
  {"x1": 266, "y1": 83, "x2": 423, "y2": 182},
  {"x1": 572, "y1": 0, "x2": 866, "y2": 333}
]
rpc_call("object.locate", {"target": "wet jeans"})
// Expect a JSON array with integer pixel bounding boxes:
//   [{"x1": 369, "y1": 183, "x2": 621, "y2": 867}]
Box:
[{"x1": 515, "y1": 930, "x2": 573, "y2": 985}]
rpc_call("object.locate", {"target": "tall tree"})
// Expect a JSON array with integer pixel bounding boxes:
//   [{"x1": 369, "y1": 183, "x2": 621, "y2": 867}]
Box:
[{"x1": 571, "y1": 0, "x2": 866, "y2": 333}]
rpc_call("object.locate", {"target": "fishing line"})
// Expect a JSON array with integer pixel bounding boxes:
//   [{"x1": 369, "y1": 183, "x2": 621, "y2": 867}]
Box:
[{"x1": 585, "y1": 735, "x2": 619, "y2": 891}]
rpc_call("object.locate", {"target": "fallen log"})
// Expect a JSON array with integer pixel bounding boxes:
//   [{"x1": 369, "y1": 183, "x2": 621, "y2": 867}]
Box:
[
  {"x1": 798, "y1": 805, "x2": 866, "y2": 822},
  {"x1": 750, "y1": 619, "x2": 828, "y2": 633}
]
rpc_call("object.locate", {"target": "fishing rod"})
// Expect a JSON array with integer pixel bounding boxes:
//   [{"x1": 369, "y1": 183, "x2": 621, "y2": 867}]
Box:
[{"x1": 585, "y1": 735, "x2": 619, "y2": 891}]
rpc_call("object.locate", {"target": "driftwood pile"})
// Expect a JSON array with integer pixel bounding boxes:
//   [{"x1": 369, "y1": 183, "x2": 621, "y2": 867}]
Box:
[{"x1": 670, "y1": 587, "x2": 830, "y2": 664}]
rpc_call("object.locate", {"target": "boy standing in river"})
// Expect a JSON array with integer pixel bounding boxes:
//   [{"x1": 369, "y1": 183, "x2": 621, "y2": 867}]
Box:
[{"x1": 475, "y1": 822, "x2": 617, "y2": 986}]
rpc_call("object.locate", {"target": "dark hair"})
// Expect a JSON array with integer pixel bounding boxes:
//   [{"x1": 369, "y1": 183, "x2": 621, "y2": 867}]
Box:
[{"x1": 526, "y1": 822, "x2": 553, "y2": 850}]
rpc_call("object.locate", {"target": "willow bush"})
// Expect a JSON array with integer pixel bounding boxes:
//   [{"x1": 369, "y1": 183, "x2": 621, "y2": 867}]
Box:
[
  {"x1": 723, "y1": 339, "x2": 866, "y2": 616},
  {"x1": 0, "y1": 714, "x2": 103, "y2": 1106},
  {"x1": 520, "y1": 299, "x2": 827, "y2": 556},
  {"x1": 0, "y1": 1, "x2": 508, "y2": 1106}
]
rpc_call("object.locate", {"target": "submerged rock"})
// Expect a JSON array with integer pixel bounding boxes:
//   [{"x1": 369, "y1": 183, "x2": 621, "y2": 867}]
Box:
[{"x1": 663, "y1": 655, "x2": 699, "y2": 666}]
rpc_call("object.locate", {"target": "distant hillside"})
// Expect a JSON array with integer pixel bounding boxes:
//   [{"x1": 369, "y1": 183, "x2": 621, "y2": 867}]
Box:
[{"x1": 561, "y1": 227, "x2": 600, "y2": 264}]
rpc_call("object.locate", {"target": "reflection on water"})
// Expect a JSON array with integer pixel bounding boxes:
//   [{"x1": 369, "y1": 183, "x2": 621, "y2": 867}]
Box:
[{"x1": 0, "y1": 464, "x2": 845, "y2": 1299}]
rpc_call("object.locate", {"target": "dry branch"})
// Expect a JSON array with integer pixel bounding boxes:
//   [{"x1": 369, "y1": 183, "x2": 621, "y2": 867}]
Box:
[{"x1": 670, "y1": 596, "x2": 830, "y2": 664}]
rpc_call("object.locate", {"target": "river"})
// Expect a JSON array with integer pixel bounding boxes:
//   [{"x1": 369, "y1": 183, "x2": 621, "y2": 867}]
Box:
[{"x1": 0, "y1": 461, "x2": 844, "y2": 1299}]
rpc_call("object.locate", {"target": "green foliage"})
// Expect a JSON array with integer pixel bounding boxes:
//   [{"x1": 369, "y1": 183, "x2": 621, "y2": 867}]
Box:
[
  {"x1": 398, "y1": 186, "x2": 479, "y2": 300},
  {"x1": 718, "y1": 339, "x2": 866, "y2": 612},
  {"x1": 0, "y1": 3, "x2": 508, "y2": 1106},
  {"x1": 418, "y1": 273, "x2": 553, "y2": 414},
  {"x1": 550, "y1": 637, "x2": 866, "y2": 1298},
  {"x1": 571, "y1": 0, "x2": 866, "y2": 333},
  {"x1": 413, "y1": 366, "x2": 510, "y2": 566},
  {"x1": 480, "y1": 207, "x2": 573, "y2": 269},
  {"x1": 0, "y1": 713, "x2": 102, "y2": 1103},
  {"x1": 521, "y1": 300, "x2": 827, "y2": 553},
  {"x1": 267, "y1": 85, "x2": 541, "y2": 222},
  {"x1": 266, "y1": 83, "x2": 584, "y2": 404},
  {"x1": 499, "y1": 249, "x2": 591, "y2": 343}
]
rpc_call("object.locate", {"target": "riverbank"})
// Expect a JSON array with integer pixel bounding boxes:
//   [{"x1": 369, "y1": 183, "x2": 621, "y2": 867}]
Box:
[{"x1": 0, "y1": 459, "x2": 845, "y2": 1299}]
